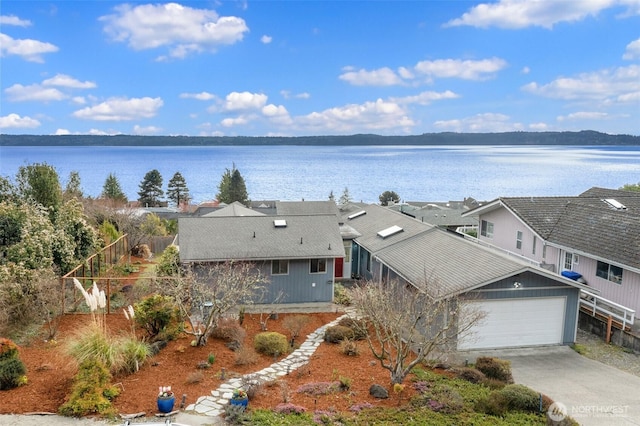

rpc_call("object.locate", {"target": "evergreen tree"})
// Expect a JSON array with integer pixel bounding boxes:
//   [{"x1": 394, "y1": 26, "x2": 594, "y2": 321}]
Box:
[
  {"x1": 339, "y1": 187, "x2": 351, "y2": 205},
  {"x1": 216, "y1": 164, "x2": 249, "y2": 206},
  {"x1": 138, "y1": 169, "x2": 164, "y2": 207},
  {"x1": 102, "y1": 173, "x2": 127, "y2": 203},
  {"x1": 167, "y1": 172, "x2": 190, "y2": 207},
  {"x1": 64, "y1": 171, "x2": 83, "y2": 200}
]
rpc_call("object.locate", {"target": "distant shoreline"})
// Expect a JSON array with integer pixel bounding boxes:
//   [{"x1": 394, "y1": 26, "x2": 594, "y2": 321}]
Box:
[{"x1": 1, "y1": 131, "x2": 638, "y2": 146}]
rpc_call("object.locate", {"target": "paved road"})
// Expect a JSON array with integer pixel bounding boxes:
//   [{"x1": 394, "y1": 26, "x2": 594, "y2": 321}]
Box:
[
  {"x1": 460, "y1": 346, "x2": 640, "y2": 426},
  {"x1": 0, "y1": 412, "x2": 219, "y2": 426}
]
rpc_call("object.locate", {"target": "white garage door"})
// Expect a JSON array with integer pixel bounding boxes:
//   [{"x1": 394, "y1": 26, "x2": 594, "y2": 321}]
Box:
[{"x1": 458, "y1": 297, "x2": 566, "y2": 350}]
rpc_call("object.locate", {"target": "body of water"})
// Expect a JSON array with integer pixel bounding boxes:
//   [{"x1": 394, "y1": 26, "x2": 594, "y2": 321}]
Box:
[{"x1": 0, "y1": 145, "x2": 638, "y2": 204}]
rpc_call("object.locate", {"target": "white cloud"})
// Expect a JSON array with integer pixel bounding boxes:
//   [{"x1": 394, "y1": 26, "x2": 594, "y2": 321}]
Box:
[
  {"x1": 133, "y1": 124, "x2": 162, "y2": 135},
  {"x1": 100, "y1": 2, "x2": 248, "y2": 59},
  {"x1": 414, "y1": 58, "x2": 507, "y2": 80},
  {"x1": 623, "y1": 37, "x2": 640, "y2": 60},
  {"x1": 557, "y1": 111, "x2": 610, "y2": 121},
  {"x1": 0, "y1": 113, "x2": 40, "y2": 129},
  {"x1": 444, "y1": 0, "x2": 634, "y2": 29},
  {"x1": 339, "y1": 67, "x2": 404, "y2": 86},
  {"x1": 261, "y1": 35, "x2": 273, "y2": 44},
  {"x1": 434, "y1": 113, "x2": 524, "y2": 132},
  {"x1": 42, "y1": 74, "x2": 96, "y2": 89},
  {"x1": 522, "y1": 65, "x2": 639, "y2": 104},
  {"x1": 221, "y1": 116, "x2": 250, "y2": 127},
  {"x1": 0, "y1": 15, "x2": 32, "y2": 27},
  {"x1": 55, "y1": 128, "x2": 71, "y2": 135},
  {"x1": 72, "y1": 97, "x2": 163, "y2": 121},
  {"x1": 391, "y1": 90, "x2": 460, "y2": 105},
  {"x1": 180, "y1": 91, "x2": 217, "y2": 101},
  {"x1": 0, "y1": 33, "x2": 58, "y2": 63},
  {"x1": 280, "y1": 90, "x2": 310, "y2": 99},
  {"x1": 223, "y1": 91, "x2": 268, "y2": 111},
  {"x1": 72, "y1": 96, "x2": 86, "y2": 105},
  {"x1": 262, "y1": 104, "x2": 293, "y2": 125},
  {"x1": 529, "y1": 122, "x2": 549, "y2": 130},
  {"x1": 521, "y1": 66, "x2": 531, "y2": 74},
  {"x1": 5, "y1": 83, "x2": 66, "y2": 102},
  {"x1": 296, "y1": 99, "x2": 414, "y2": 133}
]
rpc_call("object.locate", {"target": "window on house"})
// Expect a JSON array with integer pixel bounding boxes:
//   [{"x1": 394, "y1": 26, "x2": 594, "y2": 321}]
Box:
[
  {"x1": 343, "y1": 241, "x2": 352, "y2": 263},
  {"x1": 516, "y1": 231, "x2": 523, "y2": 249},
  {"x1": 564, "y1": 253, "x2": 573, "y2": 270},
  {"x1": 271, "y1": 260, "x2": 288, "y2": 275},
  {"x1": 480, "y1": 220, "x2": 494, "y2": 238},
  {"x1": 365, "y1": 251, "x2": 371, "y2": 272},
  {"x1": 532, "y1": 237, "x2": 537, "y2": 255},
  {"x1": 542, "y1": 244, "x2": 547, "y2": 260},
  {"x1": 596, "y1": 261, "x2": 623, "y2": 284},
  {"x1": 310, "y1": 258, "x2": 327, "y2": 274}
]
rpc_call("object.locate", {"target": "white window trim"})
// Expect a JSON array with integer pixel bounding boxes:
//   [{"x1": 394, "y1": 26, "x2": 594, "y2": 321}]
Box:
[{"x1": 310, "y1": 258, "x2": 327, "y2": 274}]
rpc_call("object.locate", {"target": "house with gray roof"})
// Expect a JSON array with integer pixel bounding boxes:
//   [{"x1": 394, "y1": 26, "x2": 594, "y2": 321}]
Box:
[
  {"x1": 177, "y1": 214, "x2": 344, "y2": 304},
  {"x1": 461, "y1": 187, "x2": 640, "y2": 320},
  {"x1": 342, "y1": 204, "x2": 589, "y2": 350}
]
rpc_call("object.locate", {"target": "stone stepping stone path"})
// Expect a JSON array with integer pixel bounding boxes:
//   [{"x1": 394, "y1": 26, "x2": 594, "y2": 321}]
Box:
[{"x1": 184, "y1": 309, "x2": 354, "y2": 418}]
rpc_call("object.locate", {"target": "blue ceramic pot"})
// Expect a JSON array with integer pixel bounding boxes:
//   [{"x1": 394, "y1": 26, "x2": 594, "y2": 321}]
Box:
[
  {"x1": 157, "y1": 395, "x2": 175, "y2": 413},
  {"x1": 230, "y1": 397, "x2": 248, "y2": 409}
]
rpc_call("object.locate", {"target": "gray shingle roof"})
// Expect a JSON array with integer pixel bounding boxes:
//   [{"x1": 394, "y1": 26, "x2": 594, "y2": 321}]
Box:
[
  {"x1": 178, "y1": 214, "x2": 344, "y2": 262},
  {"x1": 275, "y1": 201, "x2": 339, "y2": 216},
  {"x1": 342, "y1": 204, "x2": 434, "y2": 253},
  {"x1": 203, "y1": 201, "x2": 265, "y2": 217},
  {"x1": 478, "y1": 188, "x2": 640, "y2": 270},
  {"x1": 375, "y1": 229, "x2": 541, "y2": 298}
]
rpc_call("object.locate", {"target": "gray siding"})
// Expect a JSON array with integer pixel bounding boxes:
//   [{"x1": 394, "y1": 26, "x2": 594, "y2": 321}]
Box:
[{"x1": 261, "y1": 259, "x2": 335, "y2": 303}]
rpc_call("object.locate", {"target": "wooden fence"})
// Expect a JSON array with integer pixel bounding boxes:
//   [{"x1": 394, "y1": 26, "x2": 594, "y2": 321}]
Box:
[{"x1": 60, "y1": 234, "x2": 130, "y2": 314}]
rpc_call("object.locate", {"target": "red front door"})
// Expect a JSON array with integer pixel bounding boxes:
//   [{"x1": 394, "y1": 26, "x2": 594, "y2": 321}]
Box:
[{"x1": 334, "y1": 257, "x2": 344, "y2": 278}]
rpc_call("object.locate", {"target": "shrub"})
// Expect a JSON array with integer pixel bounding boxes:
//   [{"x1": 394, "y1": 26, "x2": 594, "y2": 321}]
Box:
[
  {"x1": 475, "y1": 356, "x2": 514, "y2": 384},
  {"x1": 334, "y1": 283, "x2": 351, "y2": 305},
  {"x1": 340, "y1": 339, "x2": 359, "y2": 356},
  {"x1": 0, "y1": 338, "x2": 19, "y2": 360},
  {"x1": 66, "y1": 324, "x2": 122, "y2": 372},
  {"x1": 211, "y1": 317, "x2": 246, "y2": 348},
  {"x1": 476, "y1": 384, "x2": 541, "y2": 416},
  {"x1": 412, "y1": 384, "x2": 465, "y2": 414},
  {"x1": 297, "y1": 381, "x2": 340, "y2": 396},
  {"x1": 59, "y1": 359, "x2": 119, "y2": 417},
  {"x1": 134, "y1": 294, "x2": 183, "y2": 342},
  {"x1": 453, "y1": 367, "x2": 486, "y2": 384},
  {"x1": 274, "y1": 403, "x2": 306, "y2": 415},
  {"x1": 186, "y1": 371, "x2": 204, "y2": 384},
  {"x1": 337, "y1": 317, "x2": 368, "y2": 340},
  {"x1": 235, "y1": 345, "x2": 259, "y2": 366},
  {"x1": 282, "y1": 315, "x2": 311, "y2": 341},
  {"x1": 0, "y1": 357, "x2": 27, "y2": 390},
  {"x1": 254, "y1": 332, "x2": 288, "y2": 356},
  {"x1": 323, "y1": 325, "x2": 354, "y2": 343}
]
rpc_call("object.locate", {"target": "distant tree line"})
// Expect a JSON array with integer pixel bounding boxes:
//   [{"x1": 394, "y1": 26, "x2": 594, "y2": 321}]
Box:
[{"x1": 1, "y1": 131, "x2": 638, "y2": 146}]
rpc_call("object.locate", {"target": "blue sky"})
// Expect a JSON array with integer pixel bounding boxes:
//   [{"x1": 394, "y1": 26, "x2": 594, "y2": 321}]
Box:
[{"x1": 1, "y1": 0, "x2": 639, "y2": 137}]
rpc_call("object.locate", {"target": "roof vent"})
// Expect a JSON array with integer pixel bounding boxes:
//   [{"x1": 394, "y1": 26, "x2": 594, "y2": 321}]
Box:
[
  {"x1": 348, "y1": 210, "x2": 366, "y2": 220},
  {"x1": 274, "y1": 219, "x2": 287, "y2": 227},
  {"x1": 377, "y1": 225, "x2": 403, "y2": 238},
  {"x1": 603, "y1": 198, "x2": 626, "y2": 210}
]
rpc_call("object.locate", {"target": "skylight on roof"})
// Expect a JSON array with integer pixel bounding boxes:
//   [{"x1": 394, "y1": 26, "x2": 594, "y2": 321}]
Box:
[
  {"x1": 348, "y1": 210, "x2": 366, "y2": 220},
  {"x1": 603, "y1": 198, "x2": 626, "y2": 210},
  {"x1": 377, "y1": 225, "x2": 403, "y2": 238},
  {"x1": 274, "y1": 219, "x2": 287, "y2": 227}
]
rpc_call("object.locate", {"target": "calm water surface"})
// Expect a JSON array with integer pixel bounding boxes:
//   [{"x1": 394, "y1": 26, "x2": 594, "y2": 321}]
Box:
[{"x1": 0, "y1": 145, "x2": 638, "y2": 204}]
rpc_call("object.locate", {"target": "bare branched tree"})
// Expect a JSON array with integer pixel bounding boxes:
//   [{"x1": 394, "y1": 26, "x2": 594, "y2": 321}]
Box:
[
  {"x1": 156, "y1": 261, "x2": 269, "y2": 346},
  {"x1": 349, "y1": 279, "x2": 485, "y2": 384}
]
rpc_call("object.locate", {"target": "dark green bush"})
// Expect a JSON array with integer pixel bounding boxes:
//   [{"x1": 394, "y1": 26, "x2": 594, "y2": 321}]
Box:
[
  {"x1": 476, "y1": 384, "x2": 541, "y2": 416},
  {"x1": 59, "y1": 359, "x2": 119, "y2": 417},
  {"x1": 323, "y1": 325, "x2": 354, "y2": 343},
  {"x1": 0, "y1": 338, "x2": 19, "y2": 360},
  {"x1": 0, "y1": 357, "x2": 27, "y2": 390},
  {"x1": 453, "y1": 367, "x2": 486, "y2": 384},
  {"x1": 254, "y1": 332, "x2": 288, "y2": 356},
  {"x1": 134, "y1": 294, "x2": 183, "y2": 342},
  {"x1": 337, "y1": 317, "x2": 368, "y2": 340},
  {"x1": 474, "y1": 356, "x2": 513, "y2": 384}
]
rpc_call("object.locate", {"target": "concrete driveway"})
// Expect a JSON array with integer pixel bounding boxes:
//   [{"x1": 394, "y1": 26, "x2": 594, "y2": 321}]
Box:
[{"x1": 459, "y1": 346, "x2": 640, "y2": 426}]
